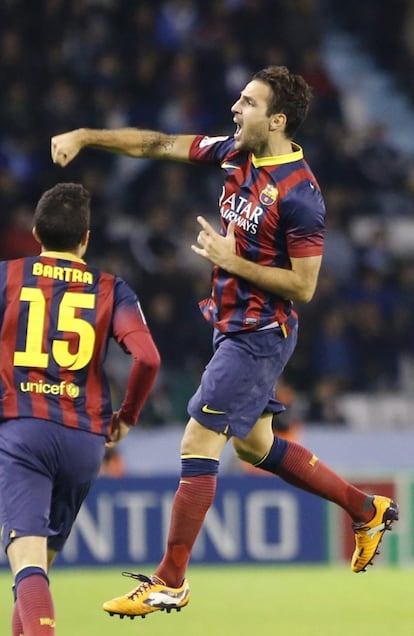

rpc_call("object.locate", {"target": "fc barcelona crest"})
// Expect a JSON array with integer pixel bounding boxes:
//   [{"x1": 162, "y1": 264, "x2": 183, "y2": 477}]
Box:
[{"x1": 259, "y1": 184, "x2": 278, "y2": 206}]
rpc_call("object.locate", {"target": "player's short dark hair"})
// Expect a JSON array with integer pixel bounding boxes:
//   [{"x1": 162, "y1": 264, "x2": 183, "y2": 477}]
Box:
[
  {"x1": 253, "y1": 65, "x2": 313, "y2": 138},
  {"x1": 34, "y1": 182, "x2": 91, "y2": 251}
]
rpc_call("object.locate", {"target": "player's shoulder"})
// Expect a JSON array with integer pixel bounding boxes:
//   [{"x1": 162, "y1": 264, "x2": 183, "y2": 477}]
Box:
[
  {"x1": 280, "y1": 178, "x2": 326, "y2": 226},
  {"x1": 190, "y1": 134, "x2": 235, "y2": 163},
  {"x1": 88, "y1": 268, "x2": 139, "y2": 308},
  {"x1": 112, "y1": 274, "x2": 139, "y2": 301},
  {"x1": 0, "y1": 255, "x2": 30, "y2": 275},
  {"x1": 195, "y1": 134, "x2": 232, "y2": 149},
  {"x1": 279, "y1": 158, "x2": 323, "y2": 198},
  {"x1": 84, "y1": 265, "x2": 126, "y2": 296}
]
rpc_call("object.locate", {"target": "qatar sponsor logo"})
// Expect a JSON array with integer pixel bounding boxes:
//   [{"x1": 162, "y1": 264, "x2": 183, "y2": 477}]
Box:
[{"x1": 219, "y1": 189, "x2": 264, "y2": 234}]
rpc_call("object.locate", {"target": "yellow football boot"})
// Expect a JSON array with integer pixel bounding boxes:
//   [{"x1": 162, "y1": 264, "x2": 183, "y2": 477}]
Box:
[
  {"x1": 102, "y1": 573, "x2": 190, "y2": 619},
  {"x1": 351, "y1": 495, "x2": 399, "y2": 572}
]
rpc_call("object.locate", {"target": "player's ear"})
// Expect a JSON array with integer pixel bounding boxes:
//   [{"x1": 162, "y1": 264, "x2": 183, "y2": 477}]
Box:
[
  {"x1": 269, "y1": 113, "x2": 286, "y2": 132},
  {"x1": 32, "y1": 227, "x2": 41, "y2": 244},
  {"x1": 81, "y1": 230, "x2": 90, "y2": 247},
  {"x1": 79, "y1": 230, "x2": 90, "y2": 258}
]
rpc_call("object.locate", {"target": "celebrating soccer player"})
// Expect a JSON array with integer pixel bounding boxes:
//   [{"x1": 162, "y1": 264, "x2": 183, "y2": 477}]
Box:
[
  {"x1": 0, "y1": 183, "x2": 160, "y2": 634},
  {"x1": 51, "y1": 66, "x2": 399, "y2": 620}
]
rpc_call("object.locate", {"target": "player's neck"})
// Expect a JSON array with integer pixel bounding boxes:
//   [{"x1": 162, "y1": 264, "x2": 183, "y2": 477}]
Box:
[
  {"x1": 262, "y1": 137, "x2": 294, "y2": 158},
  {"x1": 40, "y1": 249, "x2": 86, "y2": 263}
]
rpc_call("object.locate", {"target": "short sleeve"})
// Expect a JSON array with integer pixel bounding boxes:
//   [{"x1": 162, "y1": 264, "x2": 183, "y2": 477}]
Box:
[
  {"x1": 189, "y1": 135, "x2": 235, "y2": 164},
  {"x1": 281, "y1": 181, "x2": 326, "y2": 258}
]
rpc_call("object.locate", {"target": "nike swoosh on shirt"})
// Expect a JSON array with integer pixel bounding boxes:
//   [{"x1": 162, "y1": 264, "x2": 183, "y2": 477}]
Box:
[
  {"x1": 221, "y1": 162, "x2": 239, "y2": 170},
  {"x1": 201, "y1": 404, "x2": 226, "y2": 415}
]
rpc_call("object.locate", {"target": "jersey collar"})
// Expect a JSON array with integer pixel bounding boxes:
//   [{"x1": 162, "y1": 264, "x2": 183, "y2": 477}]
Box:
[
  {"x1": 252, "y1": 142, "x2": 303, "y2": 168},
  {"x1": 40, "y1": 250, "x2": 86, "y2": 264}
]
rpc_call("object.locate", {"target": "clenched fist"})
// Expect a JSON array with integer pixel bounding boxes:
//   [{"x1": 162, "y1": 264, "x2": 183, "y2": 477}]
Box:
[{"x1": 51, "y1": 129, "x2": 85, "y2": 166}]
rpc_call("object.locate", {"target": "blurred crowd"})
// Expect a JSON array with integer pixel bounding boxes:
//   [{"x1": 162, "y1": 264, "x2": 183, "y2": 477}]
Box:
[
  {"x1": 334, "y1": 0, "x2": 414, "y2": 107},
  {"x1": 2, "y1": 0, "x2": 414, "y2": 429}
]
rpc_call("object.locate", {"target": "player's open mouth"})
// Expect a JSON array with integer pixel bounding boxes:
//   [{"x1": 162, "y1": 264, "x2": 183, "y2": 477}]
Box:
[{"x1": 234, "y1": 124, "x2": 242, "y2": 140}]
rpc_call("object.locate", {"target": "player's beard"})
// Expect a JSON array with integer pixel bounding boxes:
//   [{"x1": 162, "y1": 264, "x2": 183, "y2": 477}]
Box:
[{"x1": 236, "y1": 127, "x2": 270, "y2": 156}]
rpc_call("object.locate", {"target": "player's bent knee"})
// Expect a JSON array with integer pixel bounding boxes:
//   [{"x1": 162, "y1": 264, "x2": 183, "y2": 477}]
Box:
[
  {"x1": 180, "y1": 417, "x2": 227, "y2": 457},
  {"x1": 232, "y1": 438, "x2": 263, "y2": 464}
]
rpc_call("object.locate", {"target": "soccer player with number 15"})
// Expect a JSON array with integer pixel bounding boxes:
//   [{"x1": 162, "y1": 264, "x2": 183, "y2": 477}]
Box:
[{"x1": 0, "y1": 183, "x2": 160, "y2": 635}]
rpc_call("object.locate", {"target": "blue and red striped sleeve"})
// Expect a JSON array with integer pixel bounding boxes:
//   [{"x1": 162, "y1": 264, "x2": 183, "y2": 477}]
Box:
[
  {"x1": 279, "y1": 179, "x2": 325, "y2": 258},
  {"x1": 189, "y1": 135, "x2": 235, "y2": 164}
]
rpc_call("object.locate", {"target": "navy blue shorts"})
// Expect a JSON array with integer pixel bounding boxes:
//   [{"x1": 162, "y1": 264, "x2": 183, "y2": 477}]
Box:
[
  {"x1": 0, "y1": 418, "x2": 105, "y2": 553},
  {"x1": 188, "y1": 324, "x2": 298, "y2": 439}
]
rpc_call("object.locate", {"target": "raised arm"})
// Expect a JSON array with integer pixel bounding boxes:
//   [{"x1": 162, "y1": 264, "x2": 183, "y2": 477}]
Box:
[{"x1": 51, "y1": 127, "x2": 197, "y2": 167}]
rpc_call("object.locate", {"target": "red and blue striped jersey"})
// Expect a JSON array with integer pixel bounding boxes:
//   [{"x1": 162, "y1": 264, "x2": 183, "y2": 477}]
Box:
[
  {"x1": 0, "y1": 252, "x2": 152, "y2": 436},
  {"x1": 189, "y1": 135, "x2": 326, "y2": 333}
]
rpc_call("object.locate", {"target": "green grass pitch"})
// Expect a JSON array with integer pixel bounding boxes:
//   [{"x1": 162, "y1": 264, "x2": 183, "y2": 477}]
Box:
[{"x1": 0, "y1": 564, "x2": 412, "y2": 635}]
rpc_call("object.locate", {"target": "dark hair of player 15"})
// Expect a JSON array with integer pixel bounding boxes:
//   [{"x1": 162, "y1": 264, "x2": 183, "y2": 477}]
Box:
[
  {"x1": 33, "y1": 182, "x2": 91, "y2": 251},
  {"x1": 253, "y1": 65, "x2": 313, "y2": 138}
]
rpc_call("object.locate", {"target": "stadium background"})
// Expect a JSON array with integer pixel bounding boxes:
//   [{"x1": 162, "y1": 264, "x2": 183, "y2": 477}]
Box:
[{"x1": 1, "y1": 0, "x2": 414, "y2": 580}]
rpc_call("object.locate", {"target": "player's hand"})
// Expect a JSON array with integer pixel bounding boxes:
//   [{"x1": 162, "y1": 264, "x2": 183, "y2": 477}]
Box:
[
  {"x1": 191, "y1": 215, "x2": 237, "y2": 271},
  {"x1": 105, "y1": 412, "x2": 131, "y2": 448},
  {"x1": 51, "y1": 129, "x2": 85, "y2": 166}
]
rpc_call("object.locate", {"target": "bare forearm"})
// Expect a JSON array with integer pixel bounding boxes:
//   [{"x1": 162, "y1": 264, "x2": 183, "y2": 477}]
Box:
[
  {"x1": 227, "y1": 255, "x2": 316, "y2": 303},
  {"x1": 192, "y1": 217, "x2": 321, "y2": 303},
  {"x1": 79, "y1": 127, "x2": 177, "y2": 158},
  {"x1": 51, "y1": 127, "x2": 195, "y2": 166}
]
